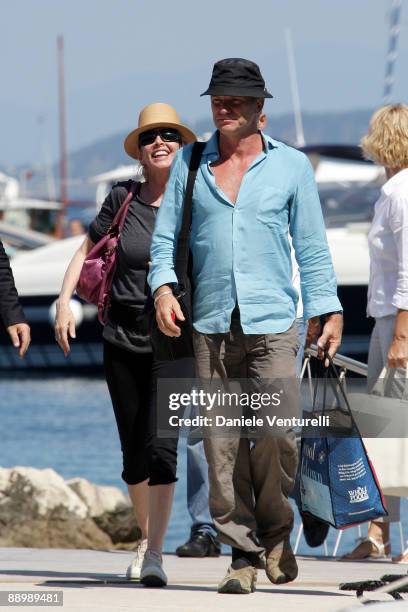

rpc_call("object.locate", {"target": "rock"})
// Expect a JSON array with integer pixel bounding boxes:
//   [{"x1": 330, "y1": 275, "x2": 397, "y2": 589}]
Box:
[
  {"x1": 67, "y1": 477, "x2": 141, "y2": 544},
  {"x1": 67, "y1": 478, "x2": 129, "y2": 517},
  {"x1": 94, "y1": 507, "x2": 140, "y2": 544},
  {"x1": 0, "y1": 516, "x2": 112, "y2": 549},
  {"x1": 0, "y1": 467, "x2": 140, "y2": 549},
  {"x1": 0, "y1": 467, "x2": 88, "y2": 520}
]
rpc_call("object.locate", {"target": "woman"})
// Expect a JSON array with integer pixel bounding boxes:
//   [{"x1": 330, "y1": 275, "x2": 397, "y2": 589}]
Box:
[
  {"x1": 55, "y1": 103, "x2": 196, "y2": 585},
  {"x1": 343, "y1": 103, "x2": 408, "y2": 563}
]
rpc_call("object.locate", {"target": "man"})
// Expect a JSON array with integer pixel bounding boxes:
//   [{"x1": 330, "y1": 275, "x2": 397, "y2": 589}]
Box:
[
  {"x1": 149, "y1": 58, "x2": 343, "y2": 594},
  {"x1": 177, "y1": 115, "x2": 308, "y2": 560},
  {"x1": 0, "y1": 239, "x2": 30, "y2": 357}
]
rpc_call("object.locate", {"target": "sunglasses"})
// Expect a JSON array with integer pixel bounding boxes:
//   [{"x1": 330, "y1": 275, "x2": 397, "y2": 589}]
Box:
[{"x1": 138, "y1": 128, "x2": 182, "y2": 147}]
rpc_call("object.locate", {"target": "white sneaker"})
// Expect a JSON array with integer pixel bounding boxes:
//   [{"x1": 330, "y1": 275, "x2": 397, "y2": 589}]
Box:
[
  {"x1": 126, "y1": 538, "x2": 148, "y2": 580},
  {"x1": 140, "y1": 550, "x2": 167, "y2": 587}
]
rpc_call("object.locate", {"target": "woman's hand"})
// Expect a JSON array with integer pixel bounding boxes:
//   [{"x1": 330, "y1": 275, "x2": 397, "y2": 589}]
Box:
[
  {"x1": 54, "y1": 236, "x2": 93, "y2": 356},
  {"x1": 387, "y1": 337, "x2": 408, "y2": 368},
  {"x1": 388, "y1": 310, "x2": 408, "y2": 368},
  {"x1": 55, "y1": 301, "x2": 76, "y2": 356}
]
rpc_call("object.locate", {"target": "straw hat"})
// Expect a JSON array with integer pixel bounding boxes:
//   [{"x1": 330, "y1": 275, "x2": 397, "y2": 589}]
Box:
[{"x1": 124, "y1": 102, "x2": 197, "y2": 160}]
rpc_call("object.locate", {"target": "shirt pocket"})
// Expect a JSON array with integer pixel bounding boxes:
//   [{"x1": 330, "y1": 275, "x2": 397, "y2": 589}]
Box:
[{"x1": 256, "y1": 186, "x2": 290, "y2": 231}]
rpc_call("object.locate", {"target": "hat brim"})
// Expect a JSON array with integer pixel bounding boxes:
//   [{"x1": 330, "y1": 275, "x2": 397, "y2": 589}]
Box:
[
  {"x1": 200, "y1": 86, "x2": 273, "y2": 99},
  {"x1": 124, "y1": 122, "x2": 197, "y2": 160}
]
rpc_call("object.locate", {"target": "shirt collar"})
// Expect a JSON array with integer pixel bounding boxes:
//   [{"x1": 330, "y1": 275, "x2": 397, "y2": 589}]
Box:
[
  {"x1": 381, "y1": 167, "x2": 408, "y2": 197},
  {"x1": 262, "y1": 133, "x2": 281, "y2": 151},
  {"x1": 202, "y1": 131, "x2": 219, "y2": 156},
  {"x1": 202, "y1": 130, "x2": 280, "y2": 158}
]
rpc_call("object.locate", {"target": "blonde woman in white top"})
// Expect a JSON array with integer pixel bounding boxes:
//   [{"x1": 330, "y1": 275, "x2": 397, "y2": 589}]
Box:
[{"x1": 343, "y1": 104, "x2": 408, "y2": 563}]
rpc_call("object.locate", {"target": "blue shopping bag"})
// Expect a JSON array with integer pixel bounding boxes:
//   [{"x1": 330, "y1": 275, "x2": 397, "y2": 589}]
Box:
[{"x1": 300, "y1": 359, "x2": 387, "y2": 529}]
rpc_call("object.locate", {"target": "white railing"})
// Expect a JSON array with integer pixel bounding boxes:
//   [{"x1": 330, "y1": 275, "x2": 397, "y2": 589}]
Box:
[{"x1": 306, "y1": 345, "x2": 368, "y2": 376}]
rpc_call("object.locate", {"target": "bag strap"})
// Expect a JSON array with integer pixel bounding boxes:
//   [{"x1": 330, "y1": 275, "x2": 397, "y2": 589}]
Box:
[
  {"x1": 174, "y1": 142, "x2": 206, "y2": 283},
  {"x1": 109, "y1": 180, "x2": 138, "y2": 233},
  {"x1": 311, "y1": 353, "x2": 359, "y2": 430},
  {"x1": 326, "y1": 354, "x2": 360, "y2": 429}
]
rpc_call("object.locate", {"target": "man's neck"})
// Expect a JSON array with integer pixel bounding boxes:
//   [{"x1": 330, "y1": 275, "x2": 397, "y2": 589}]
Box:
[{"x1": 218, "y1": 130, "x2": 263, "y2": 161}]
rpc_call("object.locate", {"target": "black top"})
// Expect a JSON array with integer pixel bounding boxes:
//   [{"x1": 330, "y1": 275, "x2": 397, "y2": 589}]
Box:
[
  {"x1": 0, "y1": 239, "x2": 27, "y2": 329},
  {"x1": 88, "y1": 181, "x2": 157, "y2": 353}
]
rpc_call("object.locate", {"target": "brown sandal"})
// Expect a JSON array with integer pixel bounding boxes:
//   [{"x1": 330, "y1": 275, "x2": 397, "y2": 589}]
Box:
[{"x1": 340, "y1": 536, "x2": 390, "y2": 561}]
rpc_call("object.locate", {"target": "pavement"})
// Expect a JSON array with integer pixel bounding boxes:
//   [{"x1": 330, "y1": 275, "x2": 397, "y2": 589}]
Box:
[{"x1": 1, "y1": 548, "x2": 407, "y2": 611}]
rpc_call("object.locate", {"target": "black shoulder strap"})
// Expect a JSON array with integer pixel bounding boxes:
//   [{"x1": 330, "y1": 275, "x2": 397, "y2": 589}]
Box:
[
  {"x1": 174, "y1": 141, "x2": 206, "y2": 282},
  {"x1": 127, "y1": 178, "x2": 139, "y2": 198}
]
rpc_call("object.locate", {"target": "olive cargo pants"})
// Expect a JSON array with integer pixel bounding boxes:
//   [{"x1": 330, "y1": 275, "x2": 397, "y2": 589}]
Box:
[{"x1": 192, "y1": 316, "x2": 299, "y2": 554}]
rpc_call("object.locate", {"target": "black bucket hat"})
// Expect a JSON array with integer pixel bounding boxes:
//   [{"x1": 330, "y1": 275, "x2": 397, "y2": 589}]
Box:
[{"x1": 201, "y1": 58, "x2": 273, "y2": 98}]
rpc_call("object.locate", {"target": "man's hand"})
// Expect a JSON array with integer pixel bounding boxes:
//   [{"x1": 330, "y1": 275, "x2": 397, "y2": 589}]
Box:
[
  {"x1": 387, "y1": 337, "x2": 408, "y2": 369},
  {"x1": 305, "y1": 316, "x2": 321, "y2": 349},
  {"x1": 155, "y1": 286, "x2": 185, "y2": 337},
  {"x1": 55, "y1": 301, "x2": 76, "y2": 356},
  {"x1": 7, "y1": 322, "x2": 31, "y2": 358},
  {"x1": 317, "y1": 313, "x2": 343, "y2": 367}
]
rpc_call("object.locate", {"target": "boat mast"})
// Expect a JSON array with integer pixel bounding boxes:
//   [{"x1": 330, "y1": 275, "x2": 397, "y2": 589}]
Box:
[
  {"x1": 285, "y1": 28, "x2": 305, "y2": 147},
  {"x1": 56, "y1": 34, "x2": 68, "y2": 238},
  {"x1": 383, "y1": 0, "x2": 402, "y2": 104}
]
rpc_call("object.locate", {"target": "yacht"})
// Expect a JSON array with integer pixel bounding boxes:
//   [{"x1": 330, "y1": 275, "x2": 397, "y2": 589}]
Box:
[{"x1": 0, "y1": 171, "x2": 62, "y2": 239}]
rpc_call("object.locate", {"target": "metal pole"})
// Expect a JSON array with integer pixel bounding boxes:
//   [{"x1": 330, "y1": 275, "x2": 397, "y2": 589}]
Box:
[
  {"x1": 383, "y1": 0, "x2": 402, "y2": 104},
  {"x1": 285, "y1": 28, "x2": 306, "y2": 147},
  {"x1": 56, "y1": 34, "x2": 68, "y2": 238}
]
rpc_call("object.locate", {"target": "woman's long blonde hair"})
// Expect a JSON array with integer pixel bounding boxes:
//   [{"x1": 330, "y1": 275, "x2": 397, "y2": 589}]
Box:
[{"x1": 360, "y1": 103, "x2": 408, "y2": 169}]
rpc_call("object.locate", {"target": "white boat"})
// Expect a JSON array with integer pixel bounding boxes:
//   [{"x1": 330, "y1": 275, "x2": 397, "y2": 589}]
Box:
[
  {"x1": 0, "y1": 221, "x2": 55, "y2": 255},
  {"x1": 89, "y1": 164, "x2": 142, "y2": 208},
  {"x1": 0, "y1": 171, "x2": 63, "y2": 237}
]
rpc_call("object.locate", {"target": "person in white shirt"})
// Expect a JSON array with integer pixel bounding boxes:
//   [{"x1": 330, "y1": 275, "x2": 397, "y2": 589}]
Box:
[{"x1": 343, "y1": 103, "x2": 408, "y2": 563}]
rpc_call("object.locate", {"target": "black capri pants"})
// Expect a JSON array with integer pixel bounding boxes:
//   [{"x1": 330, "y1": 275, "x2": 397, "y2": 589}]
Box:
[{"x1": 103, "y1": 339, "x2": 195, "y2": 486}]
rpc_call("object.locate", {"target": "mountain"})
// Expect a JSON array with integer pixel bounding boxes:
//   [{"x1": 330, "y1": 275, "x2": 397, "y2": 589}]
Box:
[
  {"x1": 68, "y1": 107, "x2": 373, "y2": 179},
  {"x1": 23, "y1": 108, "x2": 375, "y2": 201}
]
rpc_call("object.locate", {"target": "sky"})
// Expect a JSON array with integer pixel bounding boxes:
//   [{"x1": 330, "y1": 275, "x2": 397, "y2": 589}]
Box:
[{"x1": 1, "y1": 0, "x2": 407, "y2": 168}]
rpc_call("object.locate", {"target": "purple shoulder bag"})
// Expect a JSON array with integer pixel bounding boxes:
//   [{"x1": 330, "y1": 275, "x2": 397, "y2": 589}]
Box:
[{"x1": 76, "y1": 182, "x2": 137, "y2": 324}]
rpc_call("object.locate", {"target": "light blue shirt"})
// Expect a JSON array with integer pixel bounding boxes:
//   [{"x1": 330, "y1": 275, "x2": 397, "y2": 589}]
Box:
[{"x1": 149, "y1": 132, "x2": 342, "y2": 334}]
